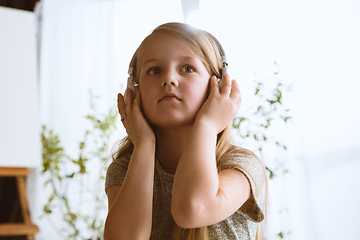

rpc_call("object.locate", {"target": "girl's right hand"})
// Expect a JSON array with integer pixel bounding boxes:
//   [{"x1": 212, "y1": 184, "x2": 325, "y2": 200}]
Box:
[{"x1": 117, "y1": 89, "x2": 156, "y2": 146}]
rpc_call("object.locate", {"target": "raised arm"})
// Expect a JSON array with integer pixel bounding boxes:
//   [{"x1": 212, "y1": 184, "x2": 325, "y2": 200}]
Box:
[
  {"x1": 104, "y1": 90, "x2": 156, "y2": 240},
  {"x1": 171, "y1": 75, "x2": 250, "y2": 228}
]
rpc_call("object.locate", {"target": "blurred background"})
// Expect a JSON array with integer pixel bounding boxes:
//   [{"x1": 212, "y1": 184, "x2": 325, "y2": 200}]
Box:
[{"x1": 0, "y1": 0, "x2": 359, "y2": 239}]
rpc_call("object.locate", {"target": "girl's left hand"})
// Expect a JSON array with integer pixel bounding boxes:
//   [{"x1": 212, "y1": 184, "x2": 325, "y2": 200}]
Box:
[{"x1": 195, "y1": 74, "x2": 241, "y2": 133}]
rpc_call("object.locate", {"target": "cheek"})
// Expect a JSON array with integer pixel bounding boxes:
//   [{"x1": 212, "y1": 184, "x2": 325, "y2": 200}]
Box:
[
  {"x1": 139, "y1": 78, "x2": 154, "y2": 101},
  {"x1": 139, "y1": 89, "x2": 161, "y2": 125},
  {"x1": 140, "y1": 95, "x2": 155, "y2": 124},
  {"x1": 139, "y1": 88, "x2": 153, "y2": 111},
  {"x1": 187, "y1": 82, "x2": 209, "y2": 107}
]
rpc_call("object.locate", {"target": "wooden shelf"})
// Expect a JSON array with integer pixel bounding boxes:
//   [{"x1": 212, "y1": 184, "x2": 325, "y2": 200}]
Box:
[
  {"x1": 0, "y1": 167, "x2": 38, "y2": 239},
  {"x1": 0, "y1": 167, "x2": 29, "y2": 177},
  {"x1": 0, "y1": 223, "x2": 39, "y2": 236}
]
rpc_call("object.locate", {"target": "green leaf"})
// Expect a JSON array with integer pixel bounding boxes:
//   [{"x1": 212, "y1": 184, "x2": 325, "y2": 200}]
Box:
[
  {"x1": 43, "y1": 204, "x2": 52, "y2": 214},
  {"x1": 267, "y1": 99, "x2": 276, "y2": 105},
  {"x1": 49, "y1": 192, "x2": 55, "y2": 202},
  {"x1": 66, "y1": 172, "x2": 75, "y2": 178},
  {"x1": 266, "y1": 167, "x2": 276, "y2": 179},
  {"x1": 44, "y1": 179, "x2": 51, "y2": 186},
  {"x1": 86, "y1": 115, "x2": 94, "y2": 120}
]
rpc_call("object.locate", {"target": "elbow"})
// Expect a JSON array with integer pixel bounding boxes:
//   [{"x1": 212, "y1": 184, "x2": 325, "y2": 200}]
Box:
[
  {"x1": 103, "y1": 222, "x2": 118, "y2": 240},
  {"x1": 171, "y1": 197, "x2": 206, "y2": 229},
  {"x1": 104, "y1": 219, "x2": 147, "y2": 240},
  {"x1": 103, "y1": 225, "x2": 111, "y2": 240},
  {"x1": 103, "y1": 228, "x2": 148, "y2": 240},
  {"x1": 103, "y1": 229, "x2": 109, "y2": 240}
]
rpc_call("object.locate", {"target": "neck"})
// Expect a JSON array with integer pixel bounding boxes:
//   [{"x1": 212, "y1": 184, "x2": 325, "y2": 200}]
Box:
[{"x1": 154, "y1": 125, "x2": 192, "y2": 174}]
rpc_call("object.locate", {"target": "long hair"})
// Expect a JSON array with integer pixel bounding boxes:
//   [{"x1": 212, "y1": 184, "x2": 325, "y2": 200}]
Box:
[{"x1": 112, "y1": 22, "x2": 268, "y2": 240}]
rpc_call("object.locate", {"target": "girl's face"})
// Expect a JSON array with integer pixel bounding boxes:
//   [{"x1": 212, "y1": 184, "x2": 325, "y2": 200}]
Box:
[{"x1": 138, "y1": 33, "x2": 211, "y2": 130}]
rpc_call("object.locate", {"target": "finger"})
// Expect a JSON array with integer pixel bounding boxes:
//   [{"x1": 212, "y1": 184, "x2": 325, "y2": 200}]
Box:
[
  {"x1": 117, "y1": 93, "x2": 125, "y2": 116},
  {"x1": 237, "y1": 96, "x2": 242, "y2": 108},
  {"x1": 125, "y1": 88, "x2": 133, "y2": 113},
  {"x1": 230, "y1": 80, "x2": 242, "y2": 106},
  {"x1": 220, "y1": 73, "x2": 232, "y2": 95},
  {"x1": 209, "y1": 76, "x2": 219, "y2": 95},
  {"x1": 118, "y1": 93, "x2": 130, "y2": 125},
  {"x1": 133, "y1": 90, "x2": 141, "y2": 111}
]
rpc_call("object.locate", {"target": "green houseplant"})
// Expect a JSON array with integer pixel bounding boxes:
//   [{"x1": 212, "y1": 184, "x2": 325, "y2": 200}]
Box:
[{"x1": 41, "y1": 97, "x2": 117, "y2": 240}]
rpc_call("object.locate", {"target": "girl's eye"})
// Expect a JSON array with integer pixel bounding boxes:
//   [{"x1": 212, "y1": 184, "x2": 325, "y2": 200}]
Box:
[
  {"x1": 180, "y1": 65, "x2": 195, "y2": 73},
  {"x1": 147, "y1": 67, "x2": 162, "y2": 75}
]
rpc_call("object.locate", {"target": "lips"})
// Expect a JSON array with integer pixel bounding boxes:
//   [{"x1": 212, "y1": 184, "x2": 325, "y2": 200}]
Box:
[{"x1": 159, "y1": 92, "x2": 180, "y2": 102}]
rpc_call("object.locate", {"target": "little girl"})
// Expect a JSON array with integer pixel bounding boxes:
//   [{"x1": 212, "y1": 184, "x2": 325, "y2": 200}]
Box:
[{"x1": 104, "y1": 22, "x2": 267, "y2": 240}]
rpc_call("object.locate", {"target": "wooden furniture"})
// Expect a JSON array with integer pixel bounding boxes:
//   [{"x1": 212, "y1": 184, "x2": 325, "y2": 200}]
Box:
[{"x1": 0, "y1": 167, "x2": 39, "y2": 240}]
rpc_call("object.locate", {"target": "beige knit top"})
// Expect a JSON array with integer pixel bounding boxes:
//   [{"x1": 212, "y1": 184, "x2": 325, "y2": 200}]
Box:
[{"x1": 105, "y1": 151, "x2": 265, "y2": 240}]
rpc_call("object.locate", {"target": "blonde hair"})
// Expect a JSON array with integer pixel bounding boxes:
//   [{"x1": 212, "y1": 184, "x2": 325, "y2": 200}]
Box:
[
  {"x1": 131, "y1": 22, "x2": 223, "y2": 84},
  {"x1": 113, "y1": 22, "x2": 268, "y2": 240}
]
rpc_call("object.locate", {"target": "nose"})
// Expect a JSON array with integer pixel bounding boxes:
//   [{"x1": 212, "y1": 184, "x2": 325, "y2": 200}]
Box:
[{"x1": 161, "y1": 69, "x2": 179, "y2": 87}]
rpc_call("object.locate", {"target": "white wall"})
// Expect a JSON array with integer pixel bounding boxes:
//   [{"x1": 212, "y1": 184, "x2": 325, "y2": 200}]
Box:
[{"x1": 0, "y1": 7, "x2": 41, "y2": 168}]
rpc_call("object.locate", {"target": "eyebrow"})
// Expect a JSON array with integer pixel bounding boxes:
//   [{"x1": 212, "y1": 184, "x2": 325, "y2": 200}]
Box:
[
  {"x1": 142, "y1": 58, "x2": 158, "y2": 66},
  {"x1": 142, "y1": 56, "x2": 197, "y2": 66}
]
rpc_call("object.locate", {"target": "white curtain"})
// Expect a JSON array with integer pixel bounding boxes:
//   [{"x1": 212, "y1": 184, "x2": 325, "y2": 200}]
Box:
[{"x1": 33, "y1": 0, "x2": 360, "y2": 239}]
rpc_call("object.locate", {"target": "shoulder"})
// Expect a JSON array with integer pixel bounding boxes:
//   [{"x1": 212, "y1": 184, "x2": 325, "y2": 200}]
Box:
[
  {"x1": 218, "y1": 146, "x2": 264, "y2": 182},
  {"x1": 105, "y1": 152, "x2": 132, "y2": 192},
  {"x1": 107, "y1": 152, "x2": 132, "y2": 173}
]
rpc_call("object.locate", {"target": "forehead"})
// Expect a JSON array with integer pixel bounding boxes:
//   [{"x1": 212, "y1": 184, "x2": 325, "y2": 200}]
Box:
[{"x1": 139, "y1": 33, "x2": 196, "y2": 61}]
